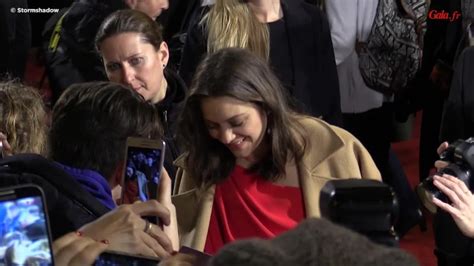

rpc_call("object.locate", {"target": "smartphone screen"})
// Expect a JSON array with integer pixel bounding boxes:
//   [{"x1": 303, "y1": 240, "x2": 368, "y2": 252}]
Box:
[
  {"x1": 121, "y1": 137, "x2": 166, "y2": 205},
  {"x1": 94, "y1": 250, "x2": 160, "y2": 266},
  {"x1": 0, "y1": 185, "x2": 54, "y2": 265}
]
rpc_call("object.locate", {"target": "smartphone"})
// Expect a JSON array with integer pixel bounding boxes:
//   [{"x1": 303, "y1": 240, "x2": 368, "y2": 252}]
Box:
[
  {"x1": 94, "y1": 250, "x2": 160, "y2": 266},
  {"x1": 120, "y1": 137, "x2": 165, "y2": 223},
  {"x1": 0, "y1": 185, "x2": 54, "y2": 265}
]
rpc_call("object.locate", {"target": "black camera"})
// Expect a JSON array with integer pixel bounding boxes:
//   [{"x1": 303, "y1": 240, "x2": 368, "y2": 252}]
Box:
[
  {"x1": 320, "y1": 179, "x2": 399, "y2": 247},
  {"x1": 417, "y1": 137, "x2": 474, "y2": 213}
]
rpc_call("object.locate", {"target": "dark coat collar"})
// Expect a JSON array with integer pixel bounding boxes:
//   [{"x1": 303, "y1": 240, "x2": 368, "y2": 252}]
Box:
[{"x1": 158, "y1": 68, "x2": 186, "y2": 114}]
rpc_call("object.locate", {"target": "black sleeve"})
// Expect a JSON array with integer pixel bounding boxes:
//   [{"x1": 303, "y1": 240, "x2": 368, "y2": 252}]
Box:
[
  {"x1": 0, "y1": 0, "x2": 31, "y2": 79},
  {"x1": 439, "y1": 47, "x2": 474, "y2": 142},
  {"x1": 178, "y1": 15, "x2": 208, "y2": 87},
  {"x1": 0, "y1": 0, "x2": 12, "y2": 75},
  {"x1": 314, "y1": 8, "x2": 342, "y2": 126}
]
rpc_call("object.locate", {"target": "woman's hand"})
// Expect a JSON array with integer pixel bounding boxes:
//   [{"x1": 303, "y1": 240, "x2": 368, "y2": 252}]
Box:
[
  {"x1": 434, "y1": 141, "x2": 450, "y2": 169},
  {"x1": 53, "y1": 232, "x2": 108, "y2": 265},
  {"x1": 432, "y1": 174, "x2": 474, "y2": 238},
  {"x1": 79, "y1": 200, "x2": 174, "y2": 258}
]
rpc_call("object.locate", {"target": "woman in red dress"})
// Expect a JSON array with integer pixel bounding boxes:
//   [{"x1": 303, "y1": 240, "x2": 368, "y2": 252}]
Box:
[{"x1": 173, "y1": 48, "x2": 381, "y2": 254}]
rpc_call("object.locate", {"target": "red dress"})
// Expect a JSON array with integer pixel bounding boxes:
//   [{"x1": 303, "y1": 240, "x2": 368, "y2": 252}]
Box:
[{"x1": 204, "y1": 165, "x2": 305, "y2": 254}]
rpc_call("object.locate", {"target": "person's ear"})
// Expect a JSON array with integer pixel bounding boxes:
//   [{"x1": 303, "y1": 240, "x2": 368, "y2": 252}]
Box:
[
  {"x1": 123, "y1": 0, "x2": 137, "y2": 9},
  {"x1": 158, "y1": 42, "x2": 169, "y2": 68},
  {"x1": 265, "y1": 112, "x2": 272, "y2": 135},
  {"x1": 109, "y1": 162, "x2": 125, "y2": 188},
  {"x1": 109, "y1": 162, "x2": 125, "y2": 203}
]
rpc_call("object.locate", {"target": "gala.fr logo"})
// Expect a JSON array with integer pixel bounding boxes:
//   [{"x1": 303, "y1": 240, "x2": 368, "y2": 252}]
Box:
[{"x1": 428, "y1": 10, "x2": 461, "y2": 22}]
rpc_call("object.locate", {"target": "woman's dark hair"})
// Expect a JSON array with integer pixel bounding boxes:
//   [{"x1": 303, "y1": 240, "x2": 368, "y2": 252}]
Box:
[
  {"x1": 95, "y1": 9, "x2": 163, "y2": 52},
  {"x1": 49, "y1": 82, "x2": 162, "y2": 181},
  {"x1": 177, "y1": 48, "x2": 306, "y2": 188}
]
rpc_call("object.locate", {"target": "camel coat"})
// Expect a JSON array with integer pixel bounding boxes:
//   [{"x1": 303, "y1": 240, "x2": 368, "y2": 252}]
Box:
[{"x1": 172, "y1": 117, "x2": 381, "y2": 251}]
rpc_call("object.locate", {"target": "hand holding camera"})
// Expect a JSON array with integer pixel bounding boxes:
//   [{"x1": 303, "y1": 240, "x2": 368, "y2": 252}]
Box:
[
  {"x1": 431, "y1": 174, "x2": 474, "y2": 238},
  {"x1": 434, "y1": 142, "x2": 450, "y2": 169},
  {"x1": 417, "y1": 138, "x2": 474, "y2": 213},
  {"x1": 417, "y1": 138, "x2": 474, "y2": 238}
]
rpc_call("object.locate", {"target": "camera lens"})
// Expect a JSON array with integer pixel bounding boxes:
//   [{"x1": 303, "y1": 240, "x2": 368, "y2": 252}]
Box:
[
  {"x1": 417, "y1": 176, "x2": 443, "y2": 213},
  {"x1": 417, "y1": 164, "x2": 471, "y2": 213}
]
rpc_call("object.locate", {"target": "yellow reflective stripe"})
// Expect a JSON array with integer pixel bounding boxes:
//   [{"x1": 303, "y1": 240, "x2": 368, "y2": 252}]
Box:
[{"x1": 48, "y1": 9, "x2": 70, "y2": 52}]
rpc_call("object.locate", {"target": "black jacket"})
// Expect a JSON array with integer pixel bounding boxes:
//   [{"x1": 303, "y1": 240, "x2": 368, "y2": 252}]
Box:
[
  {"x1": 440, "y1": 47, "x2": 474, "y2": 143},
  {"x1": 42, "y1": 0, "x2": 126, "y2": 103},
  {"x1": 436, "y1": 48, "x2": 474, "y2": 266},
  {"x1": 179, "y1": 1, "x2": 342, "y2": 126},
  {"x1": 157, "y1": 69, "x2": 186, "y2": 179},
  {"x1": 0, "y1": 154, "x2": 109, "y2": 240}
]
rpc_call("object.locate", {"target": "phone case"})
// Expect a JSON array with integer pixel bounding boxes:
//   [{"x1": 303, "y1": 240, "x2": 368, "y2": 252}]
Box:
[
  {"x1": 120, "y1": 137, "x2": 166, "y2": 205},
  {"x1": 0, "y1": 185, "x2": 54, "y2": 265}
]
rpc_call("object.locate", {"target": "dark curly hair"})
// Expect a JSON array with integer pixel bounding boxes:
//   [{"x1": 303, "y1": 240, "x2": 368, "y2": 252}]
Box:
[{"x1": 0, "y1": 81, "x2": 47, "y2": 155}]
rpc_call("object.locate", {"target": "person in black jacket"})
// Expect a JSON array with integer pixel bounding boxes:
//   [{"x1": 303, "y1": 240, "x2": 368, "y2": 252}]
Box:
[
  {"x1": 417, "y1": 0, "x2": 463, "y2": 184},
  {"x1": 95, "y1": 10, "x2": 186, "y2": 179},
  {"x1": 439, "y1": 47, "x2": 474, "y2": 143},
  {"x1": 434, "y1": 47, "x2": 474, "y2": 266},
  {"x1": 179, "y1": 0, "x2": 342, "y2": 126},
  {"x1": 42, "y1": 0, "x2": 169, "y2": 104},
  {"x1": 0, "y1": 0, "x2": 31, "y2": 80}
]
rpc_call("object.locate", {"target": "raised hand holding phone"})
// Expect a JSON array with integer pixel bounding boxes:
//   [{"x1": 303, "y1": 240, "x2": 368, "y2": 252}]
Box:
[
  {"x1": 53, "y1": 232, "x2": 109, "y2": 265},
  {"x1": 80, "y1": 200, "x2": 173, "y2": 258}
]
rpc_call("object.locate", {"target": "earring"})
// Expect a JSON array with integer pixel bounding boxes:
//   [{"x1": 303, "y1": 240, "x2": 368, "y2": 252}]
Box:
[
  {"x1": 163, "y1": 64, "x2": 166, "y2": 68},
  {"x1": 266, "y1": 112, "x2": 272, "y2": 135}
]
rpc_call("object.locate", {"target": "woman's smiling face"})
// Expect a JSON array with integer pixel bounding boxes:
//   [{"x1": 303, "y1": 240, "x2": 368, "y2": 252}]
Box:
[{"x1": 201, "y1": 96, "x2": 268, "y2": 163}]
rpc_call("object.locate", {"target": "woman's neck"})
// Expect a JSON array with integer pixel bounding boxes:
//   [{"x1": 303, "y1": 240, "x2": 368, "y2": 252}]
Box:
[
  {"x1": 236, "y1": 138, "x2": 270, "y2": 169},
  {"x1": 152, "y1": 77, "x2": 168, "y2": 104},
  {"x1": 247, "y1": 0, "x2": 282, "y2": 23}
]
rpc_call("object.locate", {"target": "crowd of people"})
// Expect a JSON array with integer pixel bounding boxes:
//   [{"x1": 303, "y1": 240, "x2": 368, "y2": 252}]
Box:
[{"x1": 0, "y1": 0, "x2": 474, "y2": 265}]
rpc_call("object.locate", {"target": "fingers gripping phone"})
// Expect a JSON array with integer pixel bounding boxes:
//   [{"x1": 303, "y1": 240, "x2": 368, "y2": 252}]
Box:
[
  {"x1": 0, "y1": 185, "x2": 54, "y2": 265},
  {"x1": 120, "y1": 137, "x2": 165, "y2": 224}
]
